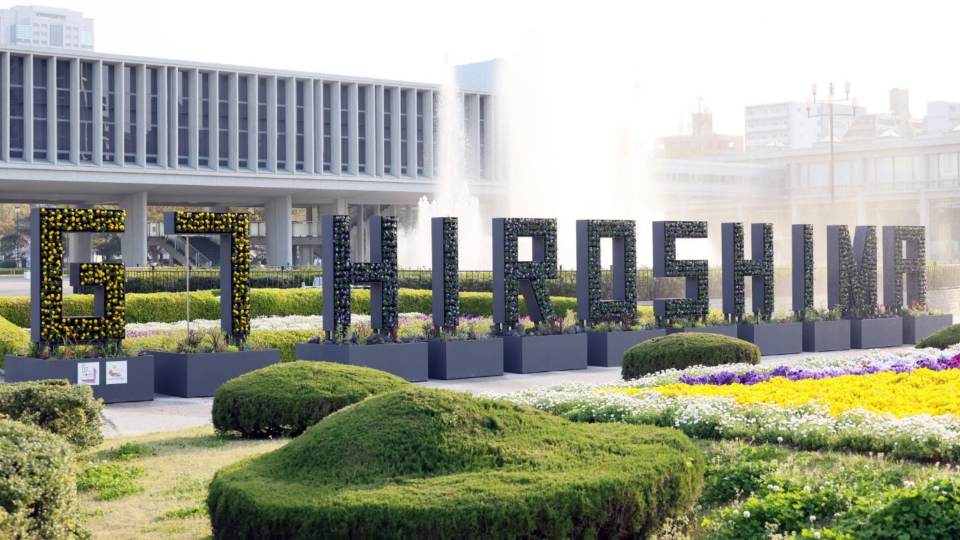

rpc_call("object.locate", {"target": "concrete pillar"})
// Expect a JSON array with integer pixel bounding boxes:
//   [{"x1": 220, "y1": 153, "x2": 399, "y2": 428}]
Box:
[
  {"x1": 335, "y1": 198, "x2": 348, "y2": 214},
  {"x1": 68, "y1": 233, "x2": 93, "y2": 263},
  {"x1": 120, "y1": 192, "x2": 148, "y2": 267},
  {"x1": 265, "y1": 195, "x2": 292, "y2": 267},
  {"x1": 856, "y1": 194, "x2": 867, "y2": 225}
]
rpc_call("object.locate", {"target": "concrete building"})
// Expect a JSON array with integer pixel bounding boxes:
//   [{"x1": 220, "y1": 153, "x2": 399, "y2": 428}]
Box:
[
  {"x1": 744, "y1": 101, "x2": 861, "y2": 152},
  {"x1": 455, "y1": 59, "x2": 500, "y2": 93},
  {"x1": 655, "y1": 113, "x2": 743, "y2": 158},
  {"x1": 924, "y1": 101, "x2": 960, "y2": 136},
  {"x1": 0, "y1": 47, "x2": 500, "y2": 267},
  {"x1": 0, "y1": 5, "x2": 93, "y2": 50}
]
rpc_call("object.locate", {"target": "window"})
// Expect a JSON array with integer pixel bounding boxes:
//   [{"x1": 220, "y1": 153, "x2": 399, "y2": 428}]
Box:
[
  {"x1": 894, "y1": 156, "x2": 914, "y2": 183},
  {"x1": 79, "y1": 62, "x2": 93, "y2": 162},
  {"x1": 939, "y1": 153, "x2": 959, "y2": 179},
  {"x1": 238, "y1": 76, "x2": 249, "y2": 168},
  {"x1": 277, "y1": 79, "x2": 286, "y2": 170},
  {"x1": 199, "y1": 73, "x2": 209, "y2": 167},
  {"x1": 340, "y1": 85, "x2": 349, "y2": 173},
  {"x1": 101, "y1": 64, "x2": 115, "y2": 162},
  {"x1": 56, "y1": 60, "x2": 70, "y2": 161},
  {"x1": 123, "y1": 66, "x2": 137, "y2": 163},
  {"x1": 33, "y1": 58, "x2": 48, "y2": 161},
  {"x1": 383, "y1": 88, "x2": 392, "y2": 175},
  {"x1": 257, "y1": 77, "x2": 267, "y2": 169},
  {"x1": 876, "y1": 157, "x2": 894, "y2": 184},
  {"x1": 400, "y1": 89, "x2": 408, "y2": 175},
  {"x1": 322, "y1": 83, "x2": 331, "y2": 172},
  {"x1": 218, "y1": 74, "x2": 228, "y2": 167},
  {"x1": 358, "y1": 86, "x2": 366, "y2": 173},
  {"x1": 177, "y1": 70, "x2": 189, "y2": 166},
  {"x1": 145, "y1": 68, "x2": 158, "y2": 164},
  {"x1": 9, "y1": 56, "x2": 24, "y2": 159},
  {"x1": 295, "y1": 81, "x2": 304, "y2": 171},
  {"x1": 416, "y1": 91, "x2": 424, "y2": 175}
]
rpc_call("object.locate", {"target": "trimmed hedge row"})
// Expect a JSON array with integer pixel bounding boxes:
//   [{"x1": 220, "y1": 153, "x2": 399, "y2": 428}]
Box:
[
  {"x1": 0, "y1": 314, "x2": 29, "y2": 368},
  {"x1": 0, "y1": 379, "x2": 104, "y2": 450},
  {"x1": 208, "y1": 387, "x2": 705, "y2": 540},
  {"x1": 212, "y1": 361, "x2": 410, "y2": 438},
  {"x1": 0, "y1": 288, "x2": 579, "y2": 327},
  {"x1": 0, "y1": 417, "x2": 88, "y2": 540},
  {"x1": 123, "y1": 329, "x2": 317, "y2": 363},
  {"x1": 622, "y1": 333, "x2": 761, "y2": 380},
  {"x1": 916, "y1": 324, "x2": 960, "y2": 350}
]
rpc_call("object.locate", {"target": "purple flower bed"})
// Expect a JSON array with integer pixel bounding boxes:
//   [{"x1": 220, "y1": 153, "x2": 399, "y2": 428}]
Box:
[{"x1": 677, "y1": 354, "x2": 960, "y2": 386}]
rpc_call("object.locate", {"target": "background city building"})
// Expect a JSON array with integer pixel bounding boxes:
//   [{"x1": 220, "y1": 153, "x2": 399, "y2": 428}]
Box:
[
  {"x1": 0, "y1": 5, "x2": 92, "y2": 50},
  {"x1": 655, "y1": 112, "x2": 743, "y2": 158},
  {"x1": 744, "y1": 101, "x2": 862, "y2": 152}
]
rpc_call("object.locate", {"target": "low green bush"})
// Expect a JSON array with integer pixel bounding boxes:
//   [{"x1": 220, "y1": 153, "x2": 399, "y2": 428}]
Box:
[
  {"x1": 916, "y1": 323, "x2": 960, "y2": 350},
  {"x1": 124, "y1": 329, "x2": 316, "y2": 362},
  {"x1": 0, "y1": 314, "x2": 29, "y2": 369},
  {"x1": 622, "y1": 333, "x2": 760, "y2": 380},
  {"x1": 207, "y1": 386, "x2": 704, "y2": 540},
  {"x1": 212, "y1": 361, "x2": 409, "y2": 438},
  {"x1": 0, "y1": 379, "x2": 103, "y2": 449},
  {"x1": 0, "y1": 417, "x2": 88, "y2": 540}
]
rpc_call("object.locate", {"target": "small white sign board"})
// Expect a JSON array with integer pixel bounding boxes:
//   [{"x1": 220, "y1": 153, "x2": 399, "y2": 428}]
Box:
[
  {"x1": 77, "y1": 362, "x2": 99, "y2": 386},
  {"x1": 106, "y1": 361, "x2": 128, "y2": 385}
]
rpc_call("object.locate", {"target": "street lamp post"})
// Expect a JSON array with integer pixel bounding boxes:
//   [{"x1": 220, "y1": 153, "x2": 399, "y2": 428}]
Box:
[{"x1": 806, "y1": 82, "x2": 858, "y2": 222}]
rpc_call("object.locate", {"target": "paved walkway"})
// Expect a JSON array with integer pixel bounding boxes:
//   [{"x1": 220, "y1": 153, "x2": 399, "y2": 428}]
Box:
[{"x1": 91, "y1": 345, "x2": 915, "y2": 438}]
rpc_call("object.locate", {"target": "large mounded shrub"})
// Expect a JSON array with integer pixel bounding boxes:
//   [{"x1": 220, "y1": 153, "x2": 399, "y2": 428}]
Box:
[
  {"x1": 208, "y1": 387, "x2": 705, "y2": 540},
  {"x1": 0, "y1": 417, "x2": 88, "y2": 540},
  {"x1": 0, "y1": 380, "x2": 103, "y2": 449},
  {"x1": 622, "y1": 333, "x2": 760, "y2": 380},
  {"x1": 0, "y1": 314, "x2": 29, "y2": 368},
  {"x1": 212, "y1": 361, "x2": 409, "y2": 438},
  {"x1": 916, "y1": 324, "x2": 960, "y2": 350}
]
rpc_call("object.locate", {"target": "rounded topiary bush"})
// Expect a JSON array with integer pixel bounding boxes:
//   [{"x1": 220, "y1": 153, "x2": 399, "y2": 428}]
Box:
[
  {"x1": 0, "y1": 379, "x2": 104, "y2": 449},
  {"x1": 622, "y1": 333, "x2": 760, "y2": 379},
  {"x1": 0, "y1": 417, "x2": 87, "y2": 540},
  {"x1": 916, "y1": 324, "x2": 960, "y2": 350},
  {"x1": 212, "y1": 361, "x2": 409, "y2": 438},
  {"x1": 208, "y1": 387, "x2": 704, "y2": 540}
]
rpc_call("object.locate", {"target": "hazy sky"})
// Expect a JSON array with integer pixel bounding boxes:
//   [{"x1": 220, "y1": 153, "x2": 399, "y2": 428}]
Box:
[{"x1": 56, "y1": 0, "x2": 960, "y2": 141}]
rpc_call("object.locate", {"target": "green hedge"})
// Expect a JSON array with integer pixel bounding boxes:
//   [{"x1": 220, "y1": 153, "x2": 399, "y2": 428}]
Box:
[
  {"x1": 124, "y1": 330, "x2": 317, "y2": 363},
  {"x1": 622, "y1": 333, "x2": 761, "y2": 380},
  {"x1": 0, "y1": 379, "x2": 104, "y2": 450},
  {"x1": 0, "y1": 315, "x2": 29, "y2": 369},
  {"x1": 916, "y1": 324, "x2": 960, "y2": 350},
  {"x1": 0, "y1": 289, "x2": 578, "y2": 328},
  {"x1": 207, "y1": 387, "x2": 704, "y2": 540},
  {"x1": 212, "y1": 361, "x2": 409, "y2": 438},
  {"x1": 0, "y1": 417, "x2": 88, "y2": 540}
]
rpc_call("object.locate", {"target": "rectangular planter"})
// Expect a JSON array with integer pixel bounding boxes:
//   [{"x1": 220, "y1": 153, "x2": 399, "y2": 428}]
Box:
[
  {"x1": 851, "y1": 317, "x2": 904, "y2": 349},
  {"x1": 4, "y1": 354, "x2": 155, "y2": 404},
  {"x1": 427, "y1": 338, "x2": 504, "y2": 380},
  {"x1": 587, "y1": 329, "x2": 667, "y2": 367},
  {"x1": 151, "y1": 349, "x2": 280, "y2": 398},
  {"x1": 665, "y1": 326, "x2": 739, "y2": 338},
  {"x1": 502, "y1": 333, "x2": 588, "y2": 374},
  {"x1": 903, "y1": 314, "x2": 953, "y2": 344},
  {"x1": 802, "y1": 320, "x2": 852, "y2": 352},
  {"x1": 295, "y1": 342, "x2": 428, "y2": 382},
  {"x1": 738, "y1": 322, "x2": 803, "y2": 356}
]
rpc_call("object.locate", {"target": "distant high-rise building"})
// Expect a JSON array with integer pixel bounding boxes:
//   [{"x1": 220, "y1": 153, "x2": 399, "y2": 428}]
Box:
[
  {"x1": 0, "y1": 5, "x2": 93, "y2": 51},
  {"x1": 925, "y1": 101, "x2": 960, "y2": 136},
  {"x1": 744, "y1": 101, "x2": 862, "y2": 152},
  {"x1": 843, "y1": 88, "x2": 923, "y2": 143},
  {"x1": 455, "y1": 59, "x2": 500, "y2": 93}
]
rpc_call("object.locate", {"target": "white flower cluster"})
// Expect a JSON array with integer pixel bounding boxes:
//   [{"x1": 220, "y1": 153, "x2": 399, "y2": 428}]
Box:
[{"x1": 491, "y1": 346, "x2": 960, "y2": 461}]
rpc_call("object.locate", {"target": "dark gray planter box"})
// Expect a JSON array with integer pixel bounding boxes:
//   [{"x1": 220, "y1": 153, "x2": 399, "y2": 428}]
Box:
[
  {"x1": 503, "y1": 333, "x2": 588, "y2": 374},
  {"x1": 802, "y1": 320, "x2": 851, "y2": 352},
  {"x1": 665, "y1": 326, "x2": 739, "y2": 338},
  {"x1": 428, "y1": 338, "x2": 504, "y2": 380},
  {"x1": 587, "y1": 329, "x2": 667, "y2": 367},
  {"x1": 851, "y1": 317, "x2": 904, "y2": 349},
  {"x1": 4, "y1": 354, "x2": 155, "y2": 404},
  {"x1": 738, "y1": 322, "x2": 803, "y2": 356},
  {"x1": 150, "y1": 349, "x2": 280, "y2": 398},
  {"x1": 295, "y1": 342, "x2": 428, "y2": 382},
  {"x1": 903, "y1": 314, "x2": 953, "y2": 344}
]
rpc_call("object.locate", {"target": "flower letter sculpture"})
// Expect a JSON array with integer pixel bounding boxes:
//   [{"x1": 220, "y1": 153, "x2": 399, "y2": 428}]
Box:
[
  {"x1": 322, "y1": 215, "x2": 399, "y2": 340},
  {"x1": 31, "y1": 208, "x2": 126, "y2": 344},
  {"x1": 721, "y1": 222, "x2": 774, "y2": 320},
  {"x1": 792, "y1": 224, "x2": 815, "y2": 314},
  {"x1": 576, "y1": 219, "x2": 638, "y2": 323},
  {"x1": 883, "y1": 226, "x2": 926, "y2": 311},
  {"x1": 431, "y1": 217, "x2": 460, "y2": 330},
  {"x1": 493, "y1": 218, "x2": 558, "y2": 329},
  {"x1": 827, "y1": 225, "x2": 878, "y2": 319},
  {"x1": 163, "y1": 211, "x2": 251, "y2": 337},
  {"x1": 652, "y1": 221, "x2": 709, "y2": 324}
]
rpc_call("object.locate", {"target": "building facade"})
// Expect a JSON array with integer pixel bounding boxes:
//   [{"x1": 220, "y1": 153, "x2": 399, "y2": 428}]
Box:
[
  {"x1": 0, "y1": 47, "x2": 500, "y2": 267},
  {"x1": 655, "y1": 113, "x2": 743, "y2": 158},
  {"x1": 0, "y1": 6, "x2": 92, "y2": 50},
  {"x1": 925, "y1": 101, "x2": 960, "y2": 136},
  {"x1": 744, "y1": 101, "x2": 861, "y2": 152}
]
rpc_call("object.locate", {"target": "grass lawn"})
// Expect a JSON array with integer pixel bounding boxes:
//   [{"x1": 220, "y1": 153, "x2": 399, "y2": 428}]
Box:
[
  {"x1": 77, "y1": 427, "x2": 286, "y2": 540},
  {"x1": 76, "y1": 425, "x2": 959, "y2": 539}
]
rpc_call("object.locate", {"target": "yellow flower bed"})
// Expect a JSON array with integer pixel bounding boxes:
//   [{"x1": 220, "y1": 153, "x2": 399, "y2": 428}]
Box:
[{"x1": 611, "y1": 369, "x2": 960, "y2": 418}]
